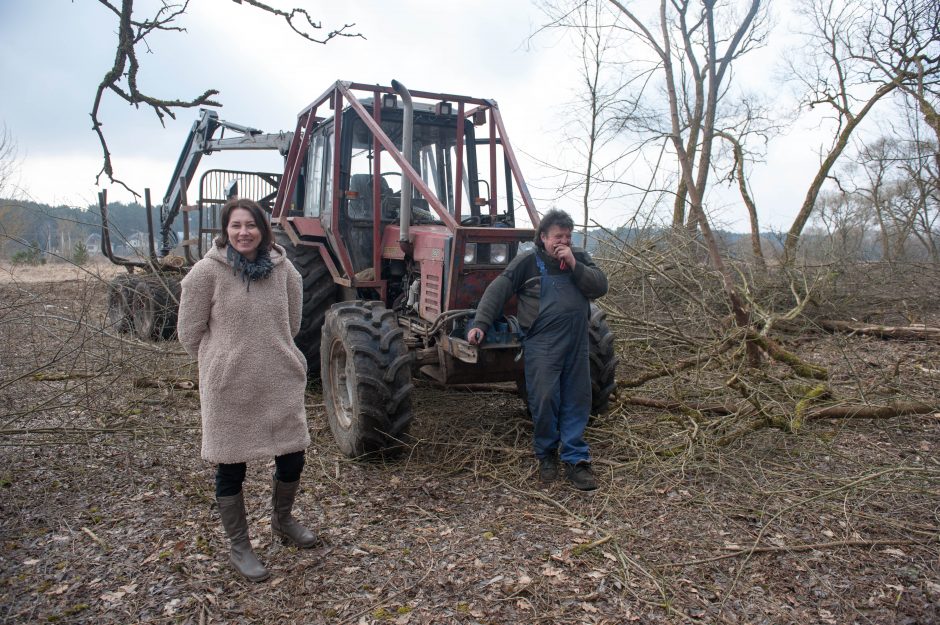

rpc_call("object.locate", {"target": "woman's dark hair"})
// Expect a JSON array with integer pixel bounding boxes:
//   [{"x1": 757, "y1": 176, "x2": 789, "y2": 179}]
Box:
[
  {"x1": 534, "y1": 209, "x2": 575, "y2": 249},
  {"x1": 215, "y1": 198, "x2": 274, "y2": 251}
]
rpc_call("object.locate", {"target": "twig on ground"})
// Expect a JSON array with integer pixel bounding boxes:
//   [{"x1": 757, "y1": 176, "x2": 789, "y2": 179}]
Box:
[{"x1": 661, "y1": 538, "x2": 929, "y2": 568}]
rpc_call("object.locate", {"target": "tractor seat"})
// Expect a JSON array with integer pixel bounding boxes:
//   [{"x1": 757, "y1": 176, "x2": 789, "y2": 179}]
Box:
[{"x1": 347, "y1": 174, "x2": 393, "y2": 221}]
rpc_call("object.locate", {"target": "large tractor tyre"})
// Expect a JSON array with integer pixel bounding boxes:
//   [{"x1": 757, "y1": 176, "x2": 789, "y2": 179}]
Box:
[
  {"x1": 131, "y1": 274, "x2": 181, "y2": 341},
  {"x1": 105, "y1": 274, "x2": 139, "y2": 334},
  {"x1": 589, "y1": 303, "x2": 619, "y2": 415},
  {"x1": 321, "y1": 301, "x2": 414, "y2": 458},
  {"x1": 276, "y1": 232, "x2": 337, "y2": 378}
]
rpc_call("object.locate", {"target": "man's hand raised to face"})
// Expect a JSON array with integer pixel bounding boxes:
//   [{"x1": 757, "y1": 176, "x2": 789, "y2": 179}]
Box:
[{"x1": 553, "y1": 243, "x2": 576, "y2": 270}]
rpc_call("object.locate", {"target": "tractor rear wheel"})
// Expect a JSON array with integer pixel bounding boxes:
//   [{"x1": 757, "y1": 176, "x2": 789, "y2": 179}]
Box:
[
  {"x1": 131, "y1": 274, "x2": 181, "y2": 341},
  {"x1": 276, "y1": 233, "x2": 337, "y2": 378},
  {"x1": 588, "y1": 303, "x2": 618, "y2": 415},
  {"x1": 106, "y1": 274, "x2": 138, "y2": 334},
  {"x1": 321, "y1": 301, "x2": 414, "y2": 458}
]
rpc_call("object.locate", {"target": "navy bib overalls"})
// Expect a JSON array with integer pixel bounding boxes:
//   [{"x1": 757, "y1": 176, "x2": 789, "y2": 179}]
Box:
[{"x1": 523, "y1": 253, "x2": 592, "y2": 463}]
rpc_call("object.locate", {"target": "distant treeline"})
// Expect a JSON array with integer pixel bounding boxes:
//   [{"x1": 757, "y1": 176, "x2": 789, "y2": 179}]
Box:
[
  {"x1": 0, "y1": 198, "x2": 179, "y2": 259},
  {"x1": 1, "y1": 197, "x2": 774, "y2": 261}
]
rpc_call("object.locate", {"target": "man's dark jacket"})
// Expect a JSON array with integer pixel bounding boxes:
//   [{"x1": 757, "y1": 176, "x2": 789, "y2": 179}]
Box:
[{"x1": 471, "y1": 246, "x2": 608, "y2": 333}]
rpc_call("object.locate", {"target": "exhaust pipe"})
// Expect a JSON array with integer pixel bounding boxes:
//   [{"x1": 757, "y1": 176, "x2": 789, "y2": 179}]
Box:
[{"x1": 391, "y1": 79, "x2": 413, "y2": 252}]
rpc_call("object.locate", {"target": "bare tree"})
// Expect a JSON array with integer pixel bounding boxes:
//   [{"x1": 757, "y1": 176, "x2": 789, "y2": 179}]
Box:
[
  {"x1": 811, "y1": 80, "x2": 940, "y2": 263},
  {"x1": 530, "y1": 1, "x2": 635, "y2": 239},
  {"x1": 91, "y1": 0, "x2": 361, "y2": 195},
  {"x1": 0, "y1": 123, "x2": 18, "y2": 199},
  {"x1": 572, "y1": 1, "x2": 621, "y2": 240},
  {"x1": 810, "y1": 189, "x2": 874, "y2": 261},
  {"x1": 782, "y1": 0, "x2": 940, "y2": 262},
  {"x1": 606, "y1": 0, "x2": 767, "y2": 350},
  {"x1": 853, "y1": 137, "x2": 902, "y2": 260},
  {"x1": 604, "y1": 1, "x2": 769, "y2": 230},
  {"x1": 897, "y1": 141, "x2": 940, "y2": 261},
  {"x1": 715, "y1": 103, "x2": 775, "y2": 271},
  {"x1": 860, "y1": 134, "x2": 939, "y2": 262},
  {"x1": 808, "y1": 132, "x2": 939, "y2": 264}
]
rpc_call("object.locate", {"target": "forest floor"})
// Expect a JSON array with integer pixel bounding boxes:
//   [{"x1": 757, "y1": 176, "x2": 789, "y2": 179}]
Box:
[{"x1": 1, "y1": 268, "x2": 938, "y2": 624}]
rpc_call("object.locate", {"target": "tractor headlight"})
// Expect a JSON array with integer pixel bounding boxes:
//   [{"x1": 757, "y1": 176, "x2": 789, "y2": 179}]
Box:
[
  {"x1": 463, "y1": 243, "x2": 477, "y2": 264},
  {"x1": 490, "y1": 243, "x2": 508, "y2": 264}
]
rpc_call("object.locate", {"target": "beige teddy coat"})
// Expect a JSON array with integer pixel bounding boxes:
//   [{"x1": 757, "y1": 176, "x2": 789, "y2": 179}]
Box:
[{"x1": 177, "y1": 244, "x2": 311, "y2": 464}]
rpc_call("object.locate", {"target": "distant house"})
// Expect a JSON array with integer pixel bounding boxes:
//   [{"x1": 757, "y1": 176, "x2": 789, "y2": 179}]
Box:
[{"x1": 85, "y1": 233, "x2": 102, "y2": 256}]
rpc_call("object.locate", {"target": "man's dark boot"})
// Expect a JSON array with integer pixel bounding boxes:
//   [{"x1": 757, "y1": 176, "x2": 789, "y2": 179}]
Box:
[
  {"x1": 538, "y1": 454, "x2": 559, "y2": 483},
  {"x1": 271, "y1": 479, "x2": 318, "y2": 548},
  {"x1": 564, "y1": 461, "x2": 598, "y2": 491},
  {"x1": 217, "y1": 492, "x2": 270, "y2": 582}
]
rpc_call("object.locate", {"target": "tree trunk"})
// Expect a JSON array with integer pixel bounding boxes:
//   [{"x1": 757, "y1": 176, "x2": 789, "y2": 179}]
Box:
[
  {"x1": 718, "y1": 130, "x2": 765, "y2": 269},
  {"x1": 783, "y1": 82, "x2": 898, "y2": 263},
  {"x1": 806, "y1": 401, "x2": 938, "y2": 420}
]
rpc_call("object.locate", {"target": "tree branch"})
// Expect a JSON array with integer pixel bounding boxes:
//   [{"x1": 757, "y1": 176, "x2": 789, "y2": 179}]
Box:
[{"x1": 90, "y1": 0, "x2": 360, "y2": 193}]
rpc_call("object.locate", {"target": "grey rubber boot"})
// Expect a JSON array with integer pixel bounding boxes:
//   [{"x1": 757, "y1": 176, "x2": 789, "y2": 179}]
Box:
[
  {"x1": 217, "y1": 492, "x2": 270, "y2": 582},
  {"x1": 271, "y1": 479, "x2": 318, "y2": 548}
]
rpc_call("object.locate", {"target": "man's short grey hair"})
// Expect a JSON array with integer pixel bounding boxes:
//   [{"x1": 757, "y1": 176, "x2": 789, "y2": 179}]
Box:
[{"x1": 534, "y1": 209, "x2": 575, "y2": 249}]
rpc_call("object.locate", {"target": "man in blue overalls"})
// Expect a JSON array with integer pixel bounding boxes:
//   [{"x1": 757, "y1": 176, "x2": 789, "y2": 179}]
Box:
[{"x1": 467, "y1": 210, "x2": 609, "y2": 490}]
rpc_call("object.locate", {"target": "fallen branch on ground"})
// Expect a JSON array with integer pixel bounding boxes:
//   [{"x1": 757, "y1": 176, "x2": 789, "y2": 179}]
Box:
[
  {"x1": 819, "y1": 319, "x2": 940, "y2": 342},
  {"x1": 81, "y1": 526, "x2": 109, "y2": 551},
  {"x1": 617, "y1": 339, "x2": 736, "y2": 389},
  {"x1": 806, "y1": 401, "x2": 940, "y2": 420},
  {"x1": 746, "y1": 331, "x2": 829, "y2": 380},
  {"x1": 132, "y1": 377, "x2": 197, "y2": 390},
  {"x1": 622, "y1": 395, "x2": 736, "y2": 416},
  {"x1": 660, "y1": 538, "x2": 928, "y2": 568},
  {"x1": 31, "y1": 372, "x2": 98, "y2": 381}
]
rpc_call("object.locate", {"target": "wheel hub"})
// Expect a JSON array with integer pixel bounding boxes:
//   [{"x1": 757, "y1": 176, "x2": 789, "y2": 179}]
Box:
[{"x1": 329, "y1": 340, "x2": 354, "y2": 429}]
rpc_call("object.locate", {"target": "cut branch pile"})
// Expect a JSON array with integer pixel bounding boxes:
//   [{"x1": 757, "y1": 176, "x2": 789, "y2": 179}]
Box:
[
  {"x1": 594, "y1": 231, "x2": 940, "y2": 451},
  {"x1": 2, "y1": 262, "x2": 939, "y2": 624},
  {"x1": 0, "y1": 275, "x2": 197, "y2": 447}
]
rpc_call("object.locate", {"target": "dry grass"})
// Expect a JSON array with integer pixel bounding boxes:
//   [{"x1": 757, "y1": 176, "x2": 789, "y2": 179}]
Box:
[{"x1": 0, "y1": 258, "x2": 124, "y2": 285}]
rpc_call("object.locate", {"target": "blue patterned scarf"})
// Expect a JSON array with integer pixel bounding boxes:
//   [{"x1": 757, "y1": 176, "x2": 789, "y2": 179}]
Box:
[{"x1": 226, "y1": 245, "x2": 274, "y2": 291}]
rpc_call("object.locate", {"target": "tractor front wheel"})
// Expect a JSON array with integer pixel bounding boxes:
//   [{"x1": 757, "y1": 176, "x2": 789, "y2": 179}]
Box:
[{"x1": 321, "y1": 301, "x2": 414, "y2": 458}]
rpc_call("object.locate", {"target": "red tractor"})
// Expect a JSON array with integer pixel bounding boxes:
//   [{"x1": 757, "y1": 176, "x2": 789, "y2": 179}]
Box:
[{"x1": 100, "y1": 80, "x2": 618, "y2": 457}]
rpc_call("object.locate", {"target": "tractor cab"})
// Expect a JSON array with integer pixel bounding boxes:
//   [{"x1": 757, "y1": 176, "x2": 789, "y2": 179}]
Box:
[{"x1": 272, "y1": 81, "x2": 538, "y2": 324}]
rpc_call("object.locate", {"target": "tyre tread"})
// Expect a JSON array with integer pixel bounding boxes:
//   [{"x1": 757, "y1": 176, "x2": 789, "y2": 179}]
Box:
[{"x1": 321, "y1": 301, "x2": 414, "y2": 457}]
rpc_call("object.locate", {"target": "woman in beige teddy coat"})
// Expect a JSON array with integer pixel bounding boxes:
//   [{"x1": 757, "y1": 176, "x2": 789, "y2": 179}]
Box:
[{"x1": 177, "y1": 198, "x2": 315, "y2": 582}]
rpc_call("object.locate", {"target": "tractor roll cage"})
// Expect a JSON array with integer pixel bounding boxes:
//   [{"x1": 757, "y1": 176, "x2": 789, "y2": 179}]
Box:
[{"x1": 272, "y1": 81, "x2": 541, "y2": 290}]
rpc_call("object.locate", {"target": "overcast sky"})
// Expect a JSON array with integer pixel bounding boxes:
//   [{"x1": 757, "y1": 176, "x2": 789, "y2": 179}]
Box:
[{"x1": 0, "y1": 1, "x2": 862, "y2": 232}]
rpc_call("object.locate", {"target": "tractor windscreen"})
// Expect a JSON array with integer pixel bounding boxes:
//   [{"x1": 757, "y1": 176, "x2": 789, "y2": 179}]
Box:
[{"x1": 346, "y1": 113, "x2": 473, "y2": 225}]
